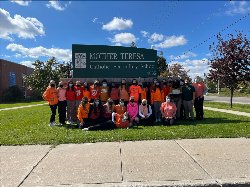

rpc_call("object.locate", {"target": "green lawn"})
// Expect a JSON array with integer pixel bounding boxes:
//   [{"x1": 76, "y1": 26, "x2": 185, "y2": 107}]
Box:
[
  {"x1": 0, "y1": 101, "x2": 46, "y2": 109},
  {"x1": 204, "y1": 102, "x2": 250, "y2": 113},
  {"x1": 0, "y1": 104, "x2": 249, "y2": 145}
]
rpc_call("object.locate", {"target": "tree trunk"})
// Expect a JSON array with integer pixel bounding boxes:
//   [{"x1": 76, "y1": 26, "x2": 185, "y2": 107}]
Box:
[{"x1": 230, "y1": 87, "x2": 234, "y2": 108}]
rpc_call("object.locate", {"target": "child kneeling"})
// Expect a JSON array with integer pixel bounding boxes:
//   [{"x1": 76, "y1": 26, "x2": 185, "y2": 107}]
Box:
[
  {"x1": 161, "y1": 96, "x2": 177, "y2": 126},
  {"x1": 83, "y1": 112, "x2": 131, "y2": 131}
]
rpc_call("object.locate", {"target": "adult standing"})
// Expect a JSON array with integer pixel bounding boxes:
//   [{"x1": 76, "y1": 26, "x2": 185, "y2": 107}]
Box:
[
  {"x1": 100, "y1": 79, "x2": 109, "y2": 104},
  {"x1": 193, "y1": 80, "x2": 207, "y2": 120},
  {"x1": 182, "y1": 78, "x2": 195, "y2": 120},
  {"x1": 43, "y1": 80, "x2": 59, "y2": 126},
  {"x1": 119, "y1": 79, "x2": 130, "y2": 106},
  {"x1": 90, "y1": 80, "x2": 101, "y2": 102},
  {"x1": 57, "y1": 81, "x2": 67, "y2": 126},
  {"x1": 66, "y1": 80, "x2": 75, "y2": 123},
  {"x1": 129, "y1": 79, "x2": 141, "y2": 103},
  {"x1": 151, "y1": 82, "x2": 164, "y2": 123}
]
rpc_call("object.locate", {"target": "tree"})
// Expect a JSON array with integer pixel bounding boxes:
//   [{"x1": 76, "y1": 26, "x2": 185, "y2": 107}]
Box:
[
  {"x1": 157, "y1": 56, "x2": 167, "y2": 76},
  {"x1": 208, "y1": 31, "x2": 250, "y2": 108},
  {"x1": 167, "y1": 63, "x2": 190, "y2": 79},
  {"x1": 24, "y1": 57, "x2": 71, "y2": 96}
]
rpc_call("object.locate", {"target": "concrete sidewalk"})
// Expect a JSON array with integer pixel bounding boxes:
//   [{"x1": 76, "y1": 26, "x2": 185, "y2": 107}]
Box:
[{"x1": 1, "y1": 138, "x2": 250, "y2": 187}]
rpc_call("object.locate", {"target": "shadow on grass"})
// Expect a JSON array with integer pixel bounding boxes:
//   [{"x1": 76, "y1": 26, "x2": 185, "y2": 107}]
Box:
[{"x1": 174, "y1": 117, "x2": 249, "y2": 126}]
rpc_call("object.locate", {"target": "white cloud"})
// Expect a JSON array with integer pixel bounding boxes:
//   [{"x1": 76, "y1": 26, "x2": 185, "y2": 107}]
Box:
[
  {"x1": 154, "y1": 35, "x2": 187, "y2": 49},
  {"x1": 109, "y1": 33, "x2": 137, "y2": 45},
  {"x1": 102, "y1": 17, "x2": 133, "y2": 31},
  {"x1": 0, "y1": 8, "x2": 44, "y2": 40},
  {"x1": 6, "y1": 43, "x2": 71, "y2": 62},
  {"x1": 46, "y1": 1, "x2": 70, "y2": 11},
  {"x1": 140, "y1": 31, "x2": 149, "y2": 38},
  {"x1": 10, "y1": 0, "x2": 31, "y2": 6},
  {"x1": 20, "y1": 60, "x2": 34, "y2": 68},
  {"x1": 169, "y1": 52, "x2": 197, "y2": 60},
  {"x1": 169, "y1": 58, "x2": 209, "y2": 79},
  {"x1": 148, "y1": 32, "x2": 164, "y2": 43},
  {"x1": 226, "y1": 1, "x2": 250, "y2": 15}
]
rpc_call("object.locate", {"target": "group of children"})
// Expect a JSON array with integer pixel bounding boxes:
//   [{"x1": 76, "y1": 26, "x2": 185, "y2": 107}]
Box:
[{"x1": 43, "y1": 77, "x2": 206, "y2": 130}]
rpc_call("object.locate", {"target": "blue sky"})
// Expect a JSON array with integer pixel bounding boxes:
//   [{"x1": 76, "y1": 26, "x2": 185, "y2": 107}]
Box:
[{"x1": 1, "y1": 0, "x2": 250, "y2": 78}]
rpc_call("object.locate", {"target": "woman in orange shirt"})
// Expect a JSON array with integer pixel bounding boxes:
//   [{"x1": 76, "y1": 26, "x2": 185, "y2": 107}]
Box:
[
  {"x1": 82, "y1": 82, "x2": 91, "y2": 101},
  {"x1": 119, "y1": 79, "x2": 129, "y2": 106},
  {"x1": 151, "y1": 82, "x2": 164, "y2": 123},
  {"x1": 43, "y1": 80, "x2": 59, "y2": 127}
]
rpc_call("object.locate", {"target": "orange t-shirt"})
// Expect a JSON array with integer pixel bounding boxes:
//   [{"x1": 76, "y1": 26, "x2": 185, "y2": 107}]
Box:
[
  {"x1": 77, "y1": 103, "x2": 90, "y2": 122},
  {"x1": 83, "y1": 90, "x2": 91, "y2": 101},
  {"x1": 129, "y1": 85, "x2": 141, "y2": 102},
  {"x1": 161, "y1": 102, "x2": 177, "y2": 118},
  {"x1": 141, "y1": 88, "x2": 148, "y2": 100},
  {"x1": 114, "y1": 105, "x2": 127, "y2": 115},
  {"x1": 151, "y1": 88, "x2": 163, "y2": 104},
  {"x1": 100, "y1": 86, "x2": 109, "y2": 102},
  {"x1": 115, "y1": 114, "x2": 130, "y2": 128},
  {"x1": 119, "y1": 87, "x2": 130, "y2": 101},
  {"x1": 193, "y1": 82, "x2": 206, "y2": 98}
]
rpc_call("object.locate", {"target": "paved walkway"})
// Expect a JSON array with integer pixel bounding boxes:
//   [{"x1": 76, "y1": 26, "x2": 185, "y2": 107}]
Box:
[
  {"x1": 0, "y1": 103, "x2": 47, "y2": 111},
  {"x1": 205, "y1": 96, "x2": 250, "y2": 105},
  {"x1": 204, "y1": 106, "x2": 250, "y2": 118},
  {"x1": 1, "y1": 138, "x2": 250, "y2": 187}
]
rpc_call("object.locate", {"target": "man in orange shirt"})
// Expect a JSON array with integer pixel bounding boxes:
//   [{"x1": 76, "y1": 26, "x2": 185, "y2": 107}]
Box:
[
  {"x1": 192, "y1": 80, "x2": 207, "y2": 120},
  {"x1": 43, "y1": 80, "x2": 59, "y2": 127},
  {"x1": 129, "y1": 79, "x2": 141, "y2": 103}
]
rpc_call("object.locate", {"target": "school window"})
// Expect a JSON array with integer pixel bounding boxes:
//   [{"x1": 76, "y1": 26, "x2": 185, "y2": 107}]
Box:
[{"x1": 8, "y1": 72, "x2": 16, "y2": 87}]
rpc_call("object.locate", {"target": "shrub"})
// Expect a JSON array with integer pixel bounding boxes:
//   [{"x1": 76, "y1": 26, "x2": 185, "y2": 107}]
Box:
[{"x1": 1, "y1": 85, "x2": 24, "y2": 102}]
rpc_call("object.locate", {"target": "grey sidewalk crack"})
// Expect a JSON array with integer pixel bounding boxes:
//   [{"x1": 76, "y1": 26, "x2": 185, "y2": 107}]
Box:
[
  {"x1": 174, "y1": 140, "x2": 218, "y2": 183},
  {"x1": 18, "y1": 145, "x2": 55, "y2": 187},
  {"x1": 119, "y1": 143, "x2": 124, "y2": 182}
]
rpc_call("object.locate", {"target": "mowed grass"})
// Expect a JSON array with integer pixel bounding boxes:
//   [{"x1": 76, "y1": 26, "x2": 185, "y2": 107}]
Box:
[
  {"x1": 204, "y1": 102, "x2": 250, "y2": 113},
  {"x1": 0, "y1": 105, "x2": 249, "y2": 145},
  {"x1": 0, "y1": 101, "x2": 46, "y2": 109}
]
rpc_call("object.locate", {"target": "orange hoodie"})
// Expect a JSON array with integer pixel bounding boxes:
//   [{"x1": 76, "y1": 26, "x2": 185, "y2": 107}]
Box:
[
  {"x1": 43, "y1": 87, "x2": 58, "y2": 105},
  {"x1": 77, "y1": 103, "x2": 90, "y2": 123}
]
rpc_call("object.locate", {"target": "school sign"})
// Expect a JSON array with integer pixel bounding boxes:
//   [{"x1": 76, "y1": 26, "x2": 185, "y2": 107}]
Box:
[{"x1": 72, "y1": 44, "x2": 157, "y2": 78}]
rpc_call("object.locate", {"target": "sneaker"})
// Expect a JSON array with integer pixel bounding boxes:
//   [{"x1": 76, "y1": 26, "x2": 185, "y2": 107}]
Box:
[
  {"x1": 52, "y1": 122, "x2": 57, "y2": 126},
  {"x1": 59, "y1": 123, "x2": 63, "y2": 126},
  {"x1": 49, "y1": 122, "x2": 54, "y2": 127},
  {"x1": 82, "y1": 128, "x2": 89, "y2": 131}
]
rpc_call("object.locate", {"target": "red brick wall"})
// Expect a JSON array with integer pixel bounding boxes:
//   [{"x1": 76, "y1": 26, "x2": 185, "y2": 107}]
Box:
[{"x1": 0, "y1": 59, "x2": 34, "y2": 97}]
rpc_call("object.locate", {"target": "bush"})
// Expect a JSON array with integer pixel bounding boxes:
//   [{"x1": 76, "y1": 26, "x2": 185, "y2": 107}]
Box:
[{"x1": 1, "y1": 85, "x2": 24, "y2": 102}]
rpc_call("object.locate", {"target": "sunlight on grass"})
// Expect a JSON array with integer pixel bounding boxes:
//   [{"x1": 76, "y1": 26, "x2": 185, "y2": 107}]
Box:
[{"x1": 0, "y1": 105, "x2": 249, "y2": 145}]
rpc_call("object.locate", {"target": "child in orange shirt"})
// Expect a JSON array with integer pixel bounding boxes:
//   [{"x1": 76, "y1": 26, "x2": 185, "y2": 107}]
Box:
[
  {"x1": 161, "y1": 96, "x2": 177, "y2": 126},
  {"x1": 77, "y1": 97, "x2": 91, "y2": 129}
]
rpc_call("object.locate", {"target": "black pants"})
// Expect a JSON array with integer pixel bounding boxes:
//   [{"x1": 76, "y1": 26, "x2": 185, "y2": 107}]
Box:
[
  {"x1": 49, "y1": 104, "x2": 57, "y2": 123},
  {"x1": 58, "y1": 100, "x2": 67, "y2": 124},
  {"x1": 139, "y1": 116, "x2": 153, "y2": 126},
  {"x1": 194, "y1": 97, "x2": 204, "y2": 120},
  {"x1": 88, "y1": 120, "x2": 116, "y2": 131}
]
